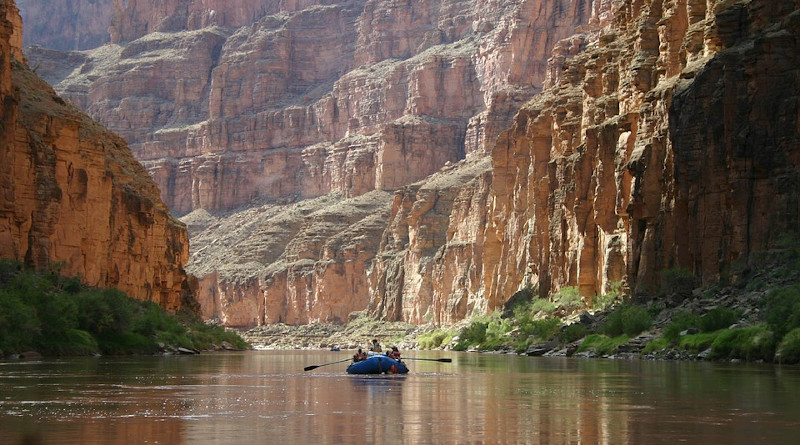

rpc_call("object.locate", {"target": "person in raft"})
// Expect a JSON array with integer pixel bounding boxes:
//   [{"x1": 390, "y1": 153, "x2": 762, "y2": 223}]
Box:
[
  {"x1": 387, "y1": 346, "x2": 401, "y2": 361},
  {"x1": 369, "y1": 339, "x2": 382, "y2": 353},
  {"x1": 352, "y1": 348, "x2": 367, "y2": 362}
]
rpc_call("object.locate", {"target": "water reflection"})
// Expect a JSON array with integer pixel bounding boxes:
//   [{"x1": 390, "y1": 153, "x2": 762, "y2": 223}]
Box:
[{"x1": 1, "y1": 352, "x2": 800, "y2": 444}]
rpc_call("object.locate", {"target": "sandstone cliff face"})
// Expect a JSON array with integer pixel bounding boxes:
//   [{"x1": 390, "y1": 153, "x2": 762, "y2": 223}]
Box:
[
  {"x1": 366, "y1": 0, "x2": 800, "y2": 323},
  {"x1": 23, "y1": 0, "x2": 800, "y2": 327},
  {"x1": 493, "y1": 0, "x2": 800, "y2": 306},
  {"x1": 26, "y1": 0, "x2": 591, "y2": 325},
  {"x1": 18, "y1": 0, "x2": 115, "y2": 51},
  {"x1": 29, "y1": 0, "x2": 589, "y2": 215},
  {"x1": 1, "y1": 0, "x2": 190, "y2": 310}
]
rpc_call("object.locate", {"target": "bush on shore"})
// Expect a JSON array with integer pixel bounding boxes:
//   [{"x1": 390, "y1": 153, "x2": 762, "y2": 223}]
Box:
[
  {"x1": 776, "y1": 328, "x2": 800, "y2": 364},
  {"x1": 709, "y1": 325, "x2": 775, "y2": 361},
  {"x1": 0, "y1": 260, "x2": 249, "y2": 356}
]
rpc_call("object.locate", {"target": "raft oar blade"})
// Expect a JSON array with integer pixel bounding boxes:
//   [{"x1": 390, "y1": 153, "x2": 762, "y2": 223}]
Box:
[
  {"x1": 303, "y1": 357, "x2": 352, "y2": 371},
  {"x1": 404, "y1": 357, "x2": 452, "y2": 363}
]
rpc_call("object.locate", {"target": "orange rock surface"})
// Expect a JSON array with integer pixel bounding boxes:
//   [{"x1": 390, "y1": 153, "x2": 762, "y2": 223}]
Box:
[
  {"x1": 21, "y1": 0, "x2": 800, "y2": 326},
  {"x1": 0, "y1": 0, "x2": 190, "y2": 310},
  {"x1": 371, "y1": 0, "x2": 800, "y2": 322}
]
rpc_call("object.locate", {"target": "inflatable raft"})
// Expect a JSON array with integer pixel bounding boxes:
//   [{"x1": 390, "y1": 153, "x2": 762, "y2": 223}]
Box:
[{"x1": 346, "y1": 355, "x2": 409, "y2": 374}]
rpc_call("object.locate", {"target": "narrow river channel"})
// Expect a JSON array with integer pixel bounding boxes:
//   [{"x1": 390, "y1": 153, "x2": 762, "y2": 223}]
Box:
[{"x1": 2, "y1": 351, "x2": 799, "y2": 444}]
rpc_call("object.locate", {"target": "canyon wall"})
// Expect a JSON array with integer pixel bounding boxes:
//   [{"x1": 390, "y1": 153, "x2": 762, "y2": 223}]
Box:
[
  {"x1": 368, "y1": 0, "x2": 800, "y2": 323},
  {"x1": 17, "y1": 0, "x2": 115, "y2": 51},
  {"x1": 1, "y1": 0, "x2": 191, "y2": 310},
  {"x1": 27, "y1": 0, "x2": 592, "y2": 325},
  {"x1": 23, "y1": 0, "x2": 800, "y2": 326}
]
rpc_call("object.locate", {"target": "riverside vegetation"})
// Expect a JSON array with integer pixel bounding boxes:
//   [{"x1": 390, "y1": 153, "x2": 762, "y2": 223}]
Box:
[
  {"x1": 243, "y1": 243, "x2": 800, "y2": 366},
  {"x1": 416, "y1": 241, "x2": 800, "y2": 365},
  {"x1": 0, "y1": 260, "x2": 248, "y2": 358}
]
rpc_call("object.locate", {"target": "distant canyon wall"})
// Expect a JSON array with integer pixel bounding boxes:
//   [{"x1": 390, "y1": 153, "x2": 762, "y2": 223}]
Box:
[
  {"x1": 1, "y1": 0, "x2": 190, "y2": 310},
  {"x1": 23, "y1": 0, "x2": 800, "y2": 326},
  {"x1": 28, "y1": 0, "x2": 591, "y2": 216}
]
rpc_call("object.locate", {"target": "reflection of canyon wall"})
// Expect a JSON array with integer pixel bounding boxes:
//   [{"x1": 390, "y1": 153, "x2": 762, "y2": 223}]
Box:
[
  {"x1": 1, "y1": 0, "x2": 190, "y2": 310},
  {"x1": 26, "y1": 0, "x2": 800, "y2": 326}
]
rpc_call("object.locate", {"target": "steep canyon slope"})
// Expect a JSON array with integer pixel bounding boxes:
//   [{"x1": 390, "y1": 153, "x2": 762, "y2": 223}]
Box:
[
  {"x1": 27, "y1": 0, "x2": 594, "y2": 325},
  {"x1": 1, "y1": 0, "x2": 191, "y2": 310},
  {"x1": 26, "y1": 0, "x2": 800, "y2": 327}
]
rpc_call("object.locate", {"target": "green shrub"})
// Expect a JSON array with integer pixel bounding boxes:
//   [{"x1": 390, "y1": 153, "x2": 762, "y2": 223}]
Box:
[
  {"x1": 454, "y1": 318, "x2": 489, "y2": 350},
  {"x1": 762, "y1": 285, "x2": 800, "y2": 338},
  {"x1": 520, "y1": 317, "x2": 561, "y2": 341},
  {"x1": 554, "y1": 286, "x2": 583, "y2": 311},
  {"x1": 0, "y1": 288, "x2": 40, "y2": 353},
  {"x1": 678, "y1": 332, "x2": 719, "y2": 353},
  {"x1": 776, "y1": 328, "x2": 800, "y2": 364},
  {"x1": 663, "y1": 310, "x2": 703, "y2": 343},
  {"x1": 643, "y1": 337, "x2": 670, "y2": 353},
  {"x1": 593, "y1": 281, "x2": 623, "y2": 311},
  {"x1": 559, "y1": 323, "x2": 588, "y2": 343},
  {"x1": 577, "y1": 334, "x2": 628, "y2": 356},
  {"x1": 603, "y1": 304, "x2": 652, "y2": 337},
  {"x1": 699, "y1": 307, "x2": 740, "y2": 332},
  {"x1": 417, "y1": 329, "x2": 452, "y2": 349},
  {"x1": 0, "y1": 261, "x2": 249, "y2": 356},
  {"x1": 98, "y1": 332, "x2": 158, "y2": 355},
  {"x1": 710, "y1": 325, "x2": 776, "y2": 361},
  {"x1": 133, "y1": 301, "x2": 185, "y2": 337},
  {"x1": 36, "y1": 329, "x2": 99, "y2": 356},
  {"x1": 530, "y1": 298, "x2": 557, "y2": 314},
  {"x1": 484, "y1": 315, "x2": 513, "y2": 349}
]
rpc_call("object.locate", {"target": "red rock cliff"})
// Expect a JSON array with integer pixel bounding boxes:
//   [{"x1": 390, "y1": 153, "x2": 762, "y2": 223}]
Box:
[
  {"x1": 368, "y1": 0, "x2": 800, "y2": 324},
  {"x1": 18, "y1": 0, "x2": 115, "y2": 51},
  {"x1": 23, "y1": 0, "x2": 800, "y2": 326},
  {"x1": 1, "y1": 0, "x2": 191, "y2": 310},
  {"x1": 26, "y1": 0, "x2": 591, "y2": 325}
]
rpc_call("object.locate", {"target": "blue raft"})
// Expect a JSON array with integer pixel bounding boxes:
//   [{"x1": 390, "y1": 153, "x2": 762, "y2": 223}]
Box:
[{"x1": 346, "y1": 355, "x2": 409, "y2": 374}]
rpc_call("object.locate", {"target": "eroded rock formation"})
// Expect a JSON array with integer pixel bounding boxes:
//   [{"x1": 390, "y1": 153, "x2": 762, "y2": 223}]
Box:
[
  {"x1": 26, "y1": 0, "x2": 592, "y2": 325},
  {"x1": 1, "y1": 0, "x2": 190, "y2": 310},
  {"x1": 368, "y1": 0, "x2": 800, "y2": 323},
  {"x1": 22, "y1": 0, "x2": 800, "y2": 326}
]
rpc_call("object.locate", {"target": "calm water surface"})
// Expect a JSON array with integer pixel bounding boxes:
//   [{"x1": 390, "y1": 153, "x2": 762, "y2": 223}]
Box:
[{"x1": 1, "y1": 351, "x2": 799, "y2": 444}]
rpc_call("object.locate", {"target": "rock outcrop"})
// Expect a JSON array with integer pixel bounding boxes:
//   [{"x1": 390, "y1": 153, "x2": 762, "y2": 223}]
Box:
[
  {"x1": 22, "y1": 0, "x2": 800, "y2": 327},
  {"x1": 368, "y1": 0, "x2": 800, "y2": 323},
  {"x1": 28, "y1": 0, "x2": 591, "y2": 215},
  {"x1": 26, "y1": 0, "x2": 592, "y2": 325},
  {"x1": 1, "y1": 0, "x2": 191, "y2": 310}
]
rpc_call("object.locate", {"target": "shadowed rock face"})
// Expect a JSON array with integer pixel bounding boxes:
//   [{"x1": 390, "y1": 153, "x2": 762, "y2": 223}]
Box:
[
  {"x1": 21, "y1": 0, "x2": 800, "y2": 327},
  {"x1": 1, "y1": 0, "x2": 191, "y2": 310},
  {"x1": 473, "y1": 0, "x2": 800, "y2": 313},
  {"x1": 18, "y1": 0, "x2": 115, "y2": 51}
]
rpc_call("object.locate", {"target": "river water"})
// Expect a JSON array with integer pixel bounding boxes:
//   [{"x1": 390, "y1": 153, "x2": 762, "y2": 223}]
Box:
[{"x1": 1, "y1": 351, "x2": 799, "y2": 444}]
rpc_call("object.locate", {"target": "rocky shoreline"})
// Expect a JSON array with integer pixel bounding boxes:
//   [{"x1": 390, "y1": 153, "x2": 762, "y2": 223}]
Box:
[{"x1": 241, "y1": 265, "x2": 795, "y2": 365}]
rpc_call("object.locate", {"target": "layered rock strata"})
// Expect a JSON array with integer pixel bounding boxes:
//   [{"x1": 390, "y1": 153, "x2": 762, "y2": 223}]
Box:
[
  {"x1": 28, "y1": 0, "x2": 591, "y2": 215},
  {"x1": 23, "y1": 0, "x2": 800, "y2": 327},
  {"x1": 1, "y1": 0, "x2": 190, "y2": 310},
  {"x1": 26, "y1": 0, "x2": 592, "y2": 325},
  {"x1": 368, "y1": 0, "x2": 800, "y2": 323},
  {"x1": 17, "y1": 0, "x2": 115, "y2": 51}
]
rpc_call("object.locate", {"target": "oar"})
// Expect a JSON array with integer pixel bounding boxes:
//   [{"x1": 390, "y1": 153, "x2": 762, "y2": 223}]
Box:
[
  {"x1": 304, "y1": 357, "x2": 352, "y2": 371},
  {"x1": 402, "y1": 357, "x2": 452, "y2": 363}
]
